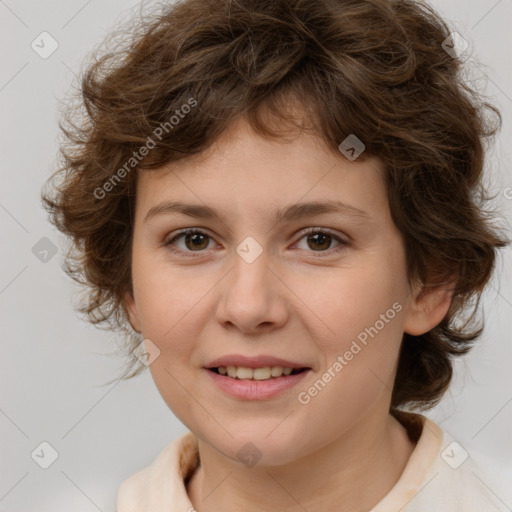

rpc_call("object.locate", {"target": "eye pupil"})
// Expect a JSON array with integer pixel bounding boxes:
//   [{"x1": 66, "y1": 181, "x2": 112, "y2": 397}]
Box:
[
  {"x1": 308, "y1": 233, "x2": 331, "y2": 251},
  {"x1": 186, "y1": 232, "x2": 209, "y2": 250}
]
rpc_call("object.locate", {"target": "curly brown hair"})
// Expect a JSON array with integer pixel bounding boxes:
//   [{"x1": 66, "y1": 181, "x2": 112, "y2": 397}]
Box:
[{"x1": 41, "y1": 0, "x2": 510, "y2": 411}]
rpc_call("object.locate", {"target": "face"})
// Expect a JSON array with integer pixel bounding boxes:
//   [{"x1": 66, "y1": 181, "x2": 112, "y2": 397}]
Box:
[{"x1": 124, "y1": 116, "x2": 430, "y2": 466}]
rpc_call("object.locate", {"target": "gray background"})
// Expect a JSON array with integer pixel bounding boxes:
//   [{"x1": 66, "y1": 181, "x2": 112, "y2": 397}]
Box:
[{"x1": 1, "y1": 0, "x2": 511, "y2": 510}]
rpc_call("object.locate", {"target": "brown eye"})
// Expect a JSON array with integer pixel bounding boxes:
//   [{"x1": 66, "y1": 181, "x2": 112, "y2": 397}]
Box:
[
  {"x1": 294, "y1": 228, "x2": 348, "y2": 256},
  {"x1": 165, "y1": 229, "x2": 214, "y2": 255},
  {"x1": 183, "y1": 232, "x2": 210, "y2": 251},
  {"x1": 306, "y1": 232, "x2": 332, "y2": 251}
]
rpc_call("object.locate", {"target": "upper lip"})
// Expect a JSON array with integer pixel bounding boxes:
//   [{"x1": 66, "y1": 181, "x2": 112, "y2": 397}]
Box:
[{"x1": 204, "y1": 354, "x2": 311, "y2": 369}]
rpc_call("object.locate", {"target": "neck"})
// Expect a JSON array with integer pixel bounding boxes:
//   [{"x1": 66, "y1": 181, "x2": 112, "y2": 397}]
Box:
[{"x1": 186, "y1": 410, "x2": 416, "y2": 512}]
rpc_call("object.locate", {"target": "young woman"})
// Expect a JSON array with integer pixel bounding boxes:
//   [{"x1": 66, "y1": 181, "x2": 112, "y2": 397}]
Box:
[{"x1": 42, "y1": 0, "x2": 510, "y2": 510}]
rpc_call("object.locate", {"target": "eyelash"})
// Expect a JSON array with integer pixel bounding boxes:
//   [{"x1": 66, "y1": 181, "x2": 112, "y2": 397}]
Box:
[{"x1": 163, "y1": 227, "x2": 349, "y2": 258}]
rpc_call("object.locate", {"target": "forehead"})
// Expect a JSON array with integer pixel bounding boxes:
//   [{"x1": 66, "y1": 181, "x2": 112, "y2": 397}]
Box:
[{"x1": 134, "y1": 117, "x2": 388, "y2": 222}]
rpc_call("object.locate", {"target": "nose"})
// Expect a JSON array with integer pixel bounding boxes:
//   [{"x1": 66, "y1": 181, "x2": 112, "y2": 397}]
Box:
[{"x1": 214, "y1": 246, "x2": 289, "y2": 334}]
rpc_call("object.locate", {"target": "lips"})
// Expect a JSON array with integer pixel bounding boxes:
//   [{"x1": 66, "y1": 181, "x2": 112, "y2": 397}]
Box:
[
  {"x1": 204, "y1": 365, "x2": 312, "y2": 400},
  {"x1": 204, "y1": 354, "x2": 311, "y2": 370}
]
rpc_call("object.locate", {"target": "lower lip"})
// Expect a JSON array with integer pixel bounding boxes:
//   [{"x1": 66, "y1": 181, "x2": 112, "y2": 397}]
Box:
[{"x1": 204, "y1": 368, "x2": 312, "y2": 400}]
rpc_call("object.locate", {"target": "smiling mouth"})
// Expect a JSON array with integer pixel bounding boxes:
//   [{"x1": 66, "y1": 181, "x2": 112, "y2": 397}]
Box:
[{"x1": 208, "y1": 366, "x2": 309, "y2": 380}]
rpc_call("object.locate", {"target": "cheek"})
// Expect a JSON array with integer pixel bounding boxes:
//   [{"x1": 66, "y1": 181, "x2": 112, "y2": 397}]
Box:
[
  {"x1": 130, "y1": 262, "x2": 205, "y2": 410},
  {"x1": 291, "y1": 250, "x2": 407, "y2": 413},
  {"x1": 131, "y1": 249, "x2": 208, "y2": 339},
  {"x1": 297, "y1": 290, "x2": 405, "y2": 437},
  {"x1": 291, "y1": 258, "x2": 405, "y2": 351},
  {"x1": 136, "y1": 271, "x2": 206, "y2": 419}
]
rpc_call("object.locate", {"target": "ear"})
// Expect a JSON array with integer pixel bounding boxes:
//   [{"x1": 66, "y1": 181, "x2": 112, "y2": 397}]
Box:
[
  {"x1": 403, "y1": 276, "x2": 455, "y2": 336},
  {"x1": 123, "y1": 291, "x2": 142, "y2": 334}
]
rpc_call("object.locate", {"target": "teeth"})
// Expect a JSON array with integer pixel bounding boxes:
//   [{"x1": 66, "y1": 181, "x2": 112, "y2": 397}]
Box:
[{"x1": 218, "y1": 365, "x2": 296, "y2": 380}]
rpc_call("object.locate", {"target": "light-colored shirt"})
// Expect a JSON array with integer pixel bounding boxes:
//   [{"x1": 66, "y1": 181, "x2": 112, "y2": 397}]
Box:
[{"x1": 116, "y1": 411, "x2": 510, "y2": 511}]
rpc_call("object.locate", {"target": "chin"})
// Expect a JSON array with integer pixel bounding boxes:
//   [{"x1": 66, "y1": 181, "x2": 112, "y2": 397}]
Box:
[{"x1": 205, "y1": 428, "x2": 305, "y2": 468}]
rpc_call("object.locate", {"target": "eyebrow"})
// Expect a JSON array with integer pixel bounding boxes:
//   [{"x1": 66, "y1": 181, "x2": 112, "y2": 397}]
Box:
[{"x1": 144, "y1": 199, "x2": 371, "y2": 226}]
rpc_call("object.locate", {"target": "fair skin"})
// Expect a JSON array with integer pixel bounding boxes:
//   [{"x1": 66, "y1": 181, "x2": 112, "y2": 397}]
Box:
[{"x1": 124, "y1": 115, "x2": 453, "y2": 512}]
